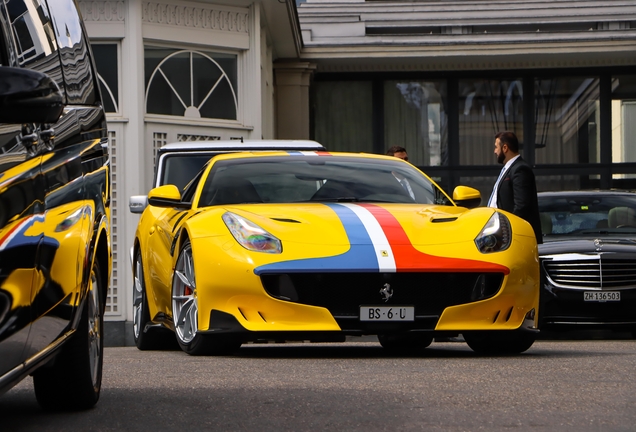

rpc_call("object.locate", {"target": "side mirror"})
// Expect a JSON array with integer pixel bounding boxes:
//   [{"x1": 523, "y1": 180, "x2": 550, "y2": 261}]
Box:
[
  {"x1": 0, "y1": 67, "x2": 64, "y2": 124},
  {"x1": 453, "y1": 186, "x2": 482, "y2": 209},
  {"x1": 129, "y1": 195, "x2": 148, "y2": 214},
  {"x1": 147, "y1": 185, "x2": 190, "y2": 209}
]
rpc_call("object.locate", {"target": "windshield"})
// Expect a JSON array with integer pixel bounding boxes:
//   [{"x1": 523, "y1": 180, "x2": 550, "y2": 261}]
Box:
[
  {"x1": 198, "y1": 156, "x2": 451, "y2": 206},
  {"x1": 539, "y1": 194, "x2": 636, "y2": 236}
]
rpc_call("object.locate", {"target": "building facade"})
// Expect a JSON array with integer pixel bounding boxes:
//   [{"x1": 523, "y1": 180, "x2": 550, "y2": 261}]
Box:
[{"x1": 298, "y1": 0, "x2": 636, "y2": 199}]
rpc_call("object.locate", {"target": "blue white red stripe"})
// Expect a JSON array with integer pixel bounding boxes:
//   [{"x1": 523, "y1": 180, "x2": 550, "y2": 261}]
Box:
[
  {"x1": 285, "y1": 151, "x2": 331, "y2": 156},
  {"x1": 254, "y1": 203, "x2": 508, "y2": 275}
]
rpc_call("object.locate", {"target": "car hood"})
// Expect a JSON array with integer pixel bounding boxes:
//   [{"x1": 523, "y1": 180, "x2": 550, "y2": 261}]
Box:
[
  {"x1": 192, "y1": 203, "x2": 500, "y2": 246},
  {"x1": 539, "y1": 237, "x2": 636, "y2": 256}
]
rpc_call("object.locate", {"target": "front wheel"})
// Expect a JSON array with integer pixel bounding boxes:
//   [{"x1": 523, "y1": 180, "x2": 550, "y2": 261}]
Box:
[
  {"x1": 33, "y1": 259, "x2": 104, "y2": 410},
  {"x1": 172, "y1": 240, "x2": 240, "y2": 355},
  {"x1": 464, "y1": 331, "x2": 536, "y2": 355}
]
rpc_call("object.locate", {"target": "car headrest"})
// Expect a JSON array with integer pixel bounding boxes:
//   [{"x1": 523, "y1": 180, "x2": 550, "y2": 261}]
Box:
[{"x1": 608, "y1": 207, "x2": 636, "y2": 228}]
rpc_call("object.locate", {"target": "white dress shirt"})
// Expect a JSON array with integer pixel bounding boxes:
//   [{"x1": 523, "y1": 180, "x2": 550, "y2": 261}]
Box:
[{"x1": 487, "y1": 154, "x2": 520, "y2": 208}]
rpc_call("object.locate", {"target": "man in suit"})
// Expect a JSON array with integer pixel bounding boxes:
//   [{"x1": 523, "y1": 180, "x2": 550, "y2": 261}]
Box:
[{"x1": 488, "y1": 131, "x2": 543, "y2": 244}]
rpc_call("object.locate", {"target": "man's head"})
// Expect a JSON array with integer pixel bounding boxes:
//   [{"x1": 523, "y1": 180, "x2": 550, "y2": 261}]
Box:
[
  {"x1": 494, "y1": 131, "x2": 520, "y2": 164},
  {"x1": 387, "y1": 146, "x2": 408, "y2": 161}
]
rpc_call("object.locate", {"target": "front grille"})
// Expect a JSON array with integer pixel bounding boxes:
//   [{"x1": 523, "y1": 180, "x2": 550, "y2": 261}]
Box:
[
  {"x1": 543, "y1": 256, "x2": 636, "y2": 289},
  {"x1": 260, "y1": 272, "x2": 504, "y2": 318}
]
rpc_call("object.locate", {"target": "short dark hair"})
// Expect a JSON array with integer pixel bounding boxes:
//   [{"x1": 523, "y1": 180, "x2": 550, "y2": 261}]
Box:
[
  {"x1": 495, "y1": 131, "x2": 520, "y2": 153},
  {"x1": 386, "y1": 146, "x2": 407, "y2": 156}
]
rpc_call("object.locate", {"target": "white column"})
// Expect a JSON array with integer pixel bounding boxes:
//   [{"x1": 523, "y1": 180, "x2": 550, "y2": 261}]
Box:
[
  {"x1": 120, "y1": 0, "x2": 146, "y2": 323},
  {"x1": 274, "y1": 62, "x2": 316, "y2": 139}
]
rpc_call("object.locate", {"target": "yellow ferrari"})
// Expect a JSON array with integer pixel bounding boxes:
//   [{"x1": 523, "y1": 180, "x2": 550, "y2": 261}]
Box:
[{"x1": 132, "y1": 151, "x2": 539, "y2": 355}]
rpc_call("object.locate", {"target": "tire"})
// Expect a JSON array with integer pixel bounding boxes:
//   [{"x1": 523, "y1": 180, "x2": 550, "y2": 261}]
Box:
[
  {"x1": 378, "y1": 334, "x2": 433, "y2": 353},
  {"x1": 33, "y1": 259, "x2": 104, "y2": 410},
  {"x1": 464, "y1": 331, "x2": 536, "y2": 355},
  {"x1": 172, "y1": 240, "x2": 240, "y2": 356},
  {"x1": 133, "y1": 249, "x2": 174, "y2": 350}
]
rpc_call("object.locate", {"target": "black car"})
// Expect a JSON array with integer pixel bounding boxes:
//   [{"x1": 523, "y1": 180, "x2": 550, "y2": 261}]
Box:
[
  {"x1": 538, "y1": 191, "x2": 636, "y2": 337},
  {"x1": 0, "y1": 0, "x2": 111, "y2": 409}
]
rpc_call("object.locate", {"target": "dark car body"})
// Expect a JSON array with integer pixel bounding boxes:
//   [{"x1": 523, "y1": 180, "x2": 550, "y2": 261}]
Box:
[
  {"x1": 0, "y1": 0, "x2": 111, "y2": 409},
  {"x1": 538, "y1": 191, "x2": 636, "y2": 336}
]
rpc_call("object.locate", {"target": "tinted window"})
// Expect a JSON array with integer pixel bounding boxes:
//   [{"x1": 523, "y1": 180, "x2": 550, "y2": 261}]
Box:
[
  {"x1": 47, "y1": 0, "x2": 96, "y2": 104},
  {"x1": 0, "y1": 0, "x2": 62, "y2": 84}
]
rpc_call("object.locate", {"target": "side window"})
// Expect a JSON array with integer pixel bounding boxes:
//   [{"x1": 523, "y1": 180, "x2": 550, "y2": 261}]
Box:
[
  {"x1": 46, "y1": 0, "x2": 97, "y2": 105},
  {"x1": 0, "y1": 0, "x2": 63, "y2": 84}
]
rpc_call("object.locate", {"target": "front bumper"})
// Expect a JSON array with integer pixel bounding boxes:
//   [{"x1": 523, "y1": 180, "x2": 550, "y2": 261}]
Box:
[
  {"x1": 197, "y1": 268, "x2": 539, "y2": 338},
  {"x1": 539, "y1": 281, "x2": 636, "y2": 330},
  {"x1": 193, "y1": 235, "x2": 540, "y2": 337}
]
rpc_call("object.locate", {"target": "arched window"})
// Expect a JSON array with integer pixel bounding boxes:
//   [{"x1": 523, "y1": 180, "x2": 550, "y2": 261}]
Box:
[{"x1": 144, "y1": 47, "x2": 238, "y2": 120}]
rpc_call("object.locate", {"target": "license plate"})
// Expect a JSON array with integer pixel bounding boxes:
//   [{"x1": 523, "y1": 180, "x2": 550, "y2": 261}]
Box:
[
  {"x1": 584, "y1": 291, "x2": 621, "y2": 302},
  {"x1": 360, "y1": 306, "x2": 414, "y2": 321}
]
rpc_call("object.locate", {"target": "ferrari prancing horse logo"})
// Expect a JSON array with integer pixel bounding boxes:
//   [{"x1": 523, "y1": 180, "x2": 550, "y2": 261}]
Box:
[{"x1": 379, "y1": 283, "x2": 393, "y2": 302}]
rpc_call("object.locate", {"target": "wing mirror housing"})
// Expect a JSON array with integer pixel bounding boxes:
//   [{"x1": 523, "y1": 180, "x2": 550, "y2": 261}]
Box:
[
  {"x1": 129, "y1": 195, "x2": 148, "y2": 214},
  {"x1": 147, "y1": 185, "x2": 190, "y2": 209},
  {"x1": 0, "y1": 67, "x2": 64, "y2": 124},
  {"x1": 453, "y1": 186, "x2": 482, "y2": 209}
]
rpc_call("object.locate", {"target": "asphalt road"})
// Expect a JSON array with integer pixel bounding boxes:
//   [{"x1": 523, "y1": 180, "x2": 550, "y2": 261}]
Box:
[{"x1": 2, "y1": 340, "x2": 636, "y2": 432}]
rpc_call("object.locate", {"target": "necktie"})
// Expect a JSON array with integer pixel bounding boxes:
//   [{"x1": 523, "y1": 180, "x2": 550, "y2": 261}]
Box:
[{"x1": 487, "y1": 167, "x2": 507, "y2": 208}]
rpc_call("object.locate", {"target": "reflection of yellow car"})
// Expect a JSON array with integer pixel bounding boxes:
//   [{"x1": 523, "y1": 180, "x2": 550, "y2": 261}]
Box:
[{"x1": 133, "y1": 152, "x2": 539, "y2": 355}]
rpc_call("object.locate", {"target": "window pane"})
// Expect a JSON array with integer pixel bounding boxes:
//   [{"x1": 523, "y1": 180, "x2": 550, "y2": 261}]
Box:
[
  {"x1": 535, "y1": 77, "x2": 600, "y2": 165},
  {"x1": 384, "y1": 80, "x2": 448, "y2": 166},
  {"x1": 611, "y1": 75, "x2": 636, "y2": 164},
  {"x1": 144, "y1": 47, "x2": 238, "y2": 120},
  {"x1": 312, "y1": 81, "x2": 373, "y2": 152},
  {"x1": 92, "y1": 44, "x2": 118, "y2": 113},
  {"x1": 458, "y1": 79, "x2": 524, "y2": 166}
]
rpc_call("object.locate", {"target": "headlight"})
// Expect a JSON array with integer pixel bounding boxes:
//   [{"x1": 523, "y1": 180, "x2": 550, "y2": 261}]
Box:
[
  {"x1": 222, "y1": 212, "x2": 282, "y2": 254},
  {"x1": 474, "y1": 212, "x2": 511, "y2": 253}
]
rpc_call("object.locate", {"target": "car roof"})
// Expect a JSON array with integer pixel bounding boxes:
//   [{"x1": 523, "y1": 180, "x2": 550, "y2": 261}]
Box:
[{"x1": 157, "y1": 140, "x2": 325, "y2": 153}]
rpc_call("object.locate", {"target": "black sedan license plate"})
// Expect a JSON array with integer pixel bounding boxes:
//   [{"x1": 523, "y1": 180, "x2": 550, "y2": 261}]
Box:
[
  {"x1": 360, "y1": 306, "x2": 414, "y2": 321},
  {"x1": 584, "y1": 291, "x2": 620, "y2": 302}
]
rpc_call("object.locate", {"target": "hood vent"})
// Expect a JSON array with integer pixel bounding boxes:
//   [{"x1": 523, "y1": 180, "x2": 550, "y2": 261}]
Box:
[
  {"x1": 271, "y1": 217, "x2": 301, "y2": 223},
  {"x1": 431, "y1": 217, "x2": 458, "y2": 223}
]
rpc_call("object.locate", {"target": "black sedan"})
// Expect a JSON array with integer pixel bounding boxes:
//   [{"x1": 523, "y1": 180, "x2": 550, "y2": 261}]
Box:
[{"x1": 538, "y1": 191, "x2": 636, "y2": 337}]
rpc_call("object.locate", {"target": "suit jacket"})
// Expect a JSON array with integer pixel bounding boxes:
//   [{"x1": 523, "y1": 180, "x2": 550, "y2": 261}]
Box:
[{"x1": 494, "y1": 157, "x2": 543, "y2": 244}]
